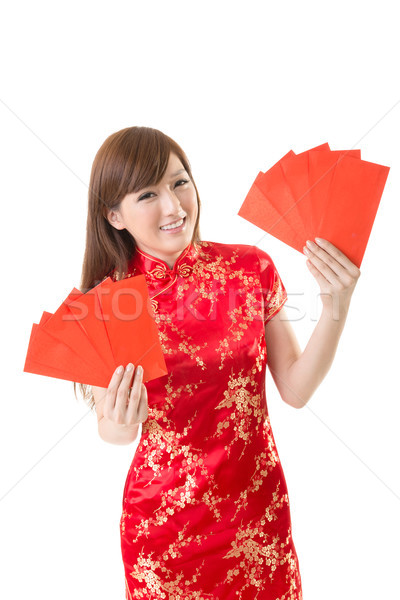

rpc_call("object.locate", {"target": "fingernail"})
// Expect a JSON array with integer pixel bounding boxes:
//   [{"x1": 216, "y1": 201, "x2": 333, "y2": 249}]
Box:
[
  {"x1": 116, "y1": 365, "x2": 123, "y2": 374},
  {"x1": 126, "y1": 363, "x2": 133, "y2": 372}
]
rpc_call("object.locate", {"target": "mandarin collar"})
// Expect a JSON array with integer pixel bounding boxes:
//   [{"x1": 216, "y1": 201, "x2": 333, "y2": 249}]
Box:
[{"x1": 129, "y1": 241, "x2": 200, "y2": 282}]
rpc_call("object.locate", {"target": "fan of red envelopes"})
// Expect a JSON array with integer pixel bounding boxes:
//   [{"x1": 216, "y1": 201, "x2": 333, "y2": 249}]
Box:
[
  {"x1": 23, "y1": 274, "x2": 168, "y2": 388},
  {"x1": 238, "y1": 143, "x2": 390, "y2": 268}
]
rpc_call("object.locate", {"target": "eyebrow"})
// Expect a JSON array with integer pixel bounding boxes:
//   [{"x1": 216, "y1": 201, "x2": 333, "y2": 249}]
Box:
[{"x1": 171, "y1": 168, "x2": 187, "y2": 177}]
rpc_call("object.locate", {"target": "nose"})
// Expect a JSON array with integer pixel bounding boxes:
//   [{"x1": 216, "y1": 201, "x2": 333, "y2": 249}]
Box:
[{"x1": 161, "y1": 188, "x2": 183, "y2": 216}]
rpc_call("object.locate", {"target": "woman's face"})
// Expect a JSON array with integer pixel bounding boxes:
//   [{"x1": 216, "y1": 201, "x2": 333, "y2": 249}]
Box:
[{"x1": 107, "y1": 152, "x2": 198, "y2": 268}]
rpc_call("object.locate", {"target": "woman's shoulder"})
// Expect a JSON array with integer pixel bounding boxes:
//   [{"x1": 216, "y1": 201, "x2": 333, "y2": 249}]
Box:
[{"x1": 198, "y1": 240, "x2": 272, "y2": 268}]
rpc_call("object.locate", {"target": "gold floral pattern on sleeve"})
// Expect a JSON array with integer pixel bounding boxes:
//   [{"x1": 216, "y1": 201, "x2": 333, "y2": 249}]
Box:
[{"x1": 264, "y1": 277, "x2": 287, "y2": 323}]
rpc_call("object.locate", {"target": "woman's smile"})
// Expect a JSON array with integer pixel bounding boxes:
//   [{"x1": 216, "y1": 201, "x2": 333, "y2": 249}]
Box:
[
  {"x1": 159, "y1": 216, "x2": 186, "y2": 232},
  {"x1": 107, "y1": 153, "x2": 198, "y2": 268}
]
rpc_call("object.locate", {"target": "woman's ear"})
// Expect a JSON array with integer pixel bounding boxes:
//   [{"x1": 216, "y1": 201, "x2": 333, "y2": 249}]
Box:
[{"x1": 107, "y1": 209, "x2": 125, "y2": 231}]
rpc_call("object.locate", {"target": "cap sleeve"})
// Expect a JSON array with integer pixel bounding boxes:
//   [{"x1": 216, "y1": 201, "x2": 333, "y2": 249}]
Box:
[{"x1": 254, "y1": 246, "x2": 288, "y2": 324}]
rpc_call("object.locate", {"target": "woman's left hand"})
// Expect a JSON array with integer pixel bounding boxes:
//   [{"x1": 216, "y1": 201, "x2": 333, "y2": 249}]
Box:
[{"x1": 303, "y1": 238, "x2": 361, "y2": 314}]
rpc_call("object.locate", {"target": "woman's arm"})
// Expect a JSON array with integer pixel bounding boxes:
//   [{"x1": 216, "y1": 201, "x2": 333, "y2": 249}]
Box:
[
  {"x1": 265, "y1": 238, "x2": 360, "y2": 409},
  {"x1": 265, "y1": 304, "x2": 349, "y2": 408}
]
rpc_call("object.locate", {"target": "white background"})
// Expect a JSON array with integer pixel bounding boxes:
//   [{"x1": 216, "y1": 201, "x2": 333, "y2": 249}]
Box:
[{"x1": 1, "y1": 1, "x2": 399, "y2": 598}]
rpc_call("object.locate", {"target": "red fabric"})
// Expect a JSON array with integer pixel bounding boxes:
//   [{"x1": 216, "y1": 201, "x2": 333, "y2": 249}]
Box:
[{"x1": 120, "y1": 240, "x2": 302, "y2": 599}]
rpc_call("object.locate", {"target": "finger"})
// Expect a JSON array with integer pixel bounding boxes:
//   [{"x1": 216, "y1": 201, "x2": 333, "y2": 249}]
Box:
[
  {"x1": 114, "y1": 363, "x2": 135, "y2": 412},
  {"x1": 305, "y1": 258, "x2": 328, "y2": 283},
  {"x1": 126, "y1": 366, "x2": 144, "y2": 420},
  {"x1": 305, "y1": 240, "x2": 346, "y2": 276},
  {"x1": 129, "y1": 365, "x2": 143, "y2": 401},
  {"x1": 304, "y1": 244, "x2": 340, "y2": 284},
  {"x1": 137, "y1": 383, "x2": 149, "y2": 423},
  {"x1": 314, "y1": 238, "x2": 360, "y2": 275},
  {"x1": 129, "y1": 381, "x2": 148, "y2": 424},
  {"x1": 103, "y1": 365, "x2": 125, "y2": 416}
]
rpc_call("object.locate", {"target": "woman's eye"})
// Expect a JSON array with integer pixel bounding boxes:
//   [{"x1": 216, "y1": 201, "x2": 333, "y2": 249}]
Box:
[
  {"x1": 138, "y1": 192, "x2": 153, "y2": 201},
  {"x1": 138, "y1": 180, "x2": 189, "y2": 201}
]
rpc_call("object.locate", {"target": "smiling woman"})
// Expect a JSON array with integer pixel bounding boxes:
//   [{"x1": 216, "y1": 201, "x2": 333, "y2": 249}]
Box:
[
  {"x1": 73, "y1": 125, "x2": 361, "y2": 600},
  {"x1": 78, "y1": 126, "x2": 202, "y2": 300},
  {"x1": 106, "y1": 152, "x2": 199, "y2": 268}
]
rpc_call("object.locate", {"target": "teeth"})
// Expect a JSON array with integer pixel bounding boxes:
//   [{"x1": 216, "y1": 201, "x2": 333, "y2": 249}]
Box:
[{"x1": 160, "y1": 218, "x2": 184, "y2": 231}]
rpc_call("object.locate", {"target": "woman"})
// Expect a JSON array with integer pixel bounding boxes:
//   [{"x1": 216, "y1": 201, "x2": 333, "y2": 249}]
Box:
[{"x1": 77, "y1": 126, "x2": 360, "y2": 599}]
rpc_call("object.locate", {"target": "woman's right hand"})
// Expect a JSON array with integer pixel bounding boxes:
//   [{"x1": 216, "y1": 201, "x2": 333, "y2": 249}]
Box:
[{"x1": 92, "y1": 363, "x2": 148, "y2": 427}]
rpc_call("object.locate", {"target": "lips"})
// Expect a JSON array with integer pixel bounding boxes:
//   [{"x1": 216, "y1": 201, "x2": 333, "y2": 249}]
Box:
[{"x1": 160, "y1": 216, "x2": 186, "y2": 231}]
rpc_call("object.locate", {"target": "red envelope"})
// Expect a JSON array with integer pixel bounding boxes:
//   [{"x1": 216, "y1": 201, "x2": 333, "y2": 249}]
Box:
[
  {"x1": 93, "y1": 275, "x2": 168, "y2": 377},
  {"x1": 66, "y1": 285, "x2": 116, "y2": 372},
  {"x1": 24, "y1": 274, "x2": 168, "y2": 388},
  {"x1": 24, "y1": 315, "x2": 105, "y2": 386},
  {"x1": 254, "y1": 151, "x2": 304, "y2": 242},
  {"x1": 241, "y1": 144, "x2": 333, "y2": 247},
  {"x1": 40, "y1": 291, "x2": 111, "y2": 375},
  {"x1": 279, "y1": 143, "x2": 333, "y2": 236},
  {"x1": 317, "y1": 155, "x2": 390, "y2": 266},
  {"x1": 239, "y1": 178, "x2": 304, "y2": 252},
  {"x1": 238, "y1": 144, "x2": 390, "y2": 268},
  {"x1": 307, "y1": 149, "x2": 361, "y2": 233}
]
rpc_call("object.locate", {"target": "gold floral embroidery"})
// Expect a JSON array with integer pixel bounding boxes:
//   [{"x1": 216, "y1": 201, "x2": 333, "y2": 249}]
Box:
[
  {"x1": 128, "y1": 473, "x2": 200, "y2": 544},
  {"x1": 169, "y1": 246, "x2": 266, "y2": 370},
  {"x1": 122, "y1": 375, "x2": 234, "y2": 542},
  {"x1": 265, "y1": 277, "x2": 287, "y2": 323},
  {"x1": 215, "y1": 289, "x2": 262, "y2": 370},
  {"x1": 120, "y1": 242, "x2": 300, "y2": 599},
  {"x1": 222, "y1": 485, "x2": 301, "y2": 599},
  {"x1": 205, "y1": 368, "x2": 264, "y2": 460},
  {"x1": 232, "y1": 418, "x2": 280, "y2": 520},
  {"x1": 162, "y1": 522, "x2": 206, "y2": 561},
  {"x1": 200, "y1": 476, "x2": 229, "y2": 522},
  {"x1": 254, "y1": 334, "x2": 267, "y2": 373},
  {"x1": 147, "y1": 264, "x2": 168, "y2": 280},
  {"x1": 150, "y1": 298, "x2": 159, "y2": 314},
  {"x1": 120, "y1": 508, "x2": 128, "y2": 536},
  {"x1": 144, "y1": 262, "x2": 192, "y2": 284},
  {"x1": 153, "y1": 313, "x2": 208, "y2": 370},
  {"x1": 128, "y1": 553, "x2": 213, "y2": 599},
  {"x1": 122, "y1": 376, "x2": 207, "y2": 483},
  {"x1": 177, "y1": 263, "x2": 193, "y2": 278}
]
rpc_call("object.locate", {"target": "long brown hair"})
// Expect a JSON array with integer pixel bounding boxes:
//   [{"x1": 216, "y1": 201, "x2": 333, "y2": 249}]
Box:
[{"x1": 74, "y1": 126, "x2": 202, "y2": 410}]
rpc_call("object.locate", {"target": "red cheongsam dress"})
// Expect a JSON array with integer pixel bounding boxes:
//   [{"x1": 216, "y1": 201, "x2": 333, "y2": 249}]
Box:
[{"x1": 118, "y1": 240, "x2": 302, "y2": 600}]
